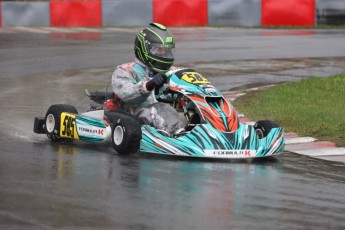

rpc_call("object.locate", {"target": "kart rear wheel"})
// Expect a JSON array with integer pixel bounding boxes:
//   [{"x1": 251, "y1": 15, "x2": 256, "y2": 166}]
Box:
[
  {"x1": 254, "y1": 120, "x2": 279, "y2": 139},
  {"x1": 45, "y1": 104, "x2": 78, "y2": 142},
  {"x1": 110, "y1": 113, "x2": 142, "y2": 154}
]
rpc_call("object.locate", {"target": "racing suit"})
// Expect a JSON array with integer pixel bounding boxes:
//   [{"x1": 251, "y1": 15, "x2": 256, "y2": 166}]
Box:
[{"x1": 111, "y1": 59, "x2": 185, "y2": 134}]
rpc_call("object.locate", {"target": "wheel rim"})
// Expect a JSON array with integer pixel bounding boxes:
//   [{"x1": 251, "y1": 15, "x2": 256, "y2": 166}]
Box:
[
  {"x1": 113, "y1": 126, "x2": 124, "y2": 145},
  {"x1": 46, "y1": 114, "x2": 55, "y2": 133},
  {"x1": 255, "y1": 129, "x2": 264, "y2": 139}
]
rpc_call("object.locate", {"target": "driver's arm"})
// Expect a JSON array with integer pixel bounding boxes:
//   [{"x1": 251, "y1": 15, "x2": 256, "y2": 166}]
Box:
[{"x1": 112, "y1": 67, "x2": 152, "y2": 105}]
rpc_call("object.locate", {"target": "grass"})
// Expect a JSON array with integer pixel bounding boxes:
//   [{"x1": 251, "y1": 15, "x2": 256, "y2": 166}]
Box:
[{"x1": 232, "y1": 74, "x2": 345, "y2": 146}]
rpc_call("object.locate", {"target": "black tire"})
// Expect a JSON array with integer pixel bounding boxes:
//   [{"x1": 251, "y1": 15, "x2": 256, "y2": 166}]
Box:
[
  {"x1": 254, "y1": 120, "x2": 279, "y2": 139},
  {"x1": 45, "y1": 104, "x2": 78, "y2": 142},
  {"x1": 109, "y1": 112, "x2": 142, "y2": 154}
]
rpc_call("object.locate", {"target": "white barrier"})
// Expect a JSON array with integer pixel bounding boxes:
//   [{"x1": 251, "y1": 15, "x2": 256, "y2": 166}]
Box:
[
  {"x1": 102, "y1": 0, "x2": 152, "y2": 26},
  {"x1": 2, "y1": 2, "x2": 49, "y2": 27},
  {"x1": 208, "y1": 0, "x2": 261, "y2": 27}
]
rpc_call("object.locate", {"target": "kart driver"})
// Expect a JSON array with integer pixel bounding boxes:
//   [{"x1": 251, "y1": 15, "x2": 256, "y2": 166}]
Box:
[{"x1": 107, "y1": 23, "x2": 185, "y2": 135}]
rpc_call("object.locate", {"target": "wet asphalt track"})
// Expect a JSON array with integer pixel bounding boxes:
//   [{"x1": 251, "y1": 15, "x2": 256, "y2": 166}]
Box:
[{"x1": 0, "y1": 28, "x2": 345, "y2": 229}]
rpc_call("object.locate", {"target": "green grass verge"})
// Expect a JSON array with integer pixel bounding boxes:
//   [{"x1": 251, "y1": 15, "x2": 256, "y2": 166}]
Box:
[{"x1": 232, "y1": 74, "x2": 345, "y2": 146}]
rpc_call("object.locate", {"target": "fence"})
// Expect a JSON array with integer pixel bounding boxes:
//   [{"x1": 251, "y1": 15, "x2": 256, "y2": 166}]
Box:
[{"x1": 1, "y1": 0, "x2": 345, "y2": 27}]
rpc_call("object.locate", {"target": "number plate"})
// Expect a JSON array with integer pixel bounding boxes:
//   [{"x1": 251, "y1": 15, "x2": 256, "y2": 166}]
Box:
[
  {"x1": 181, "y1": 72, "x2": 209, "y2": 84},
  {"x1": 60, "y1": 113, "x2": 79, "y2": 139}
]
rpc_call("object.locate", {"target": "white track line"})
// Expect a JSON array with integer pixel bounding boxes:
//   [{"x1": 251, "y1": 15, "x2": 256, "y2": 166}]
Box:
[
  {"x1": 293, "y1": 147, "x2": 345, "y2": 157},
  {"x1": 14, "y1": 26, "x2": 50, "y2": 34},
  {"x1": 104, "y1": 27, "x2": 137, "y2": 33},
  {"x1": 41, "y1": 27, "x2": 76, "y2": 33},
  {"x1": 285, "y1": 137, "x2": 316, "y2": 145},
  {"x1": 73, "y1": 27, "x2": 102, "y2": 33}
]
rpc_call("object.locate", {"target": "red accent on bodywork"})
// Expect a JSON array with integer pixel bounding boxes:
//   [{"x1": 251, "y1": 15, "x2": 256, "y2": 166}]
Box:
[
  {"x1": 270, "y1": 130, "x2": 284, "y2": 152},
  {"x1": 190, "y1": 95, "x2": 239, "y2": 132},
  {"x1": 169, "y1": 86, "x2": 182, "y2": 92}
]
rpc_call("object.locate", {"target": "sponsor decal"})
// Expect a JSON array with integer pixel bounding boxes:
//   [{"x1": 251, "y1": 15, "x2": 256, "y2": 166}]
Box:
[
  {"x1": 204, "y1": 150, "x2": 256, "y2": 158},
  {"x1": 77, "y1": 124, "x2": 106, "y2": 137},
  {"x1": 204, "y1": 86, "x2": 217, "y2": 93}
]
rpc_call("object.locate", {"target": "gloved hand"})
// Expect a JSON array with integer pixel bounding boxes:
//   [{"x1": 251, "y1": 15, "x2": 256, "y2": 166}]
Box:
[{"x1": 146, "y1": 72, "x2": 167, "y2": 93}]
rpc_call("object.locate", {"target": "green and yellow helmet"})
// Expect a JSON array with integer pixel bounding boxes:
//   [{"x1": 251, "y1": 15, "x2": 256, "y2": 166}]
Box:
[{"x1": 134, "y1": 23, "x2": 175, "y2": 72}]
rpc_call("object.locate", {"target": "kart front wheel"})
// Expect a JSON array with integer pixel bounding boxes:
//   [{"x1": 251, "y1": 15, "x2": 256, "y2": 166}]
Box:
[
  {"x1": 111, "y1": 115, "x2": 142, "y2": 154},
  {"x1": 254, "y1": 120, "x2": 279, "y2": 139},
  {"x1": 45, "y1": 104, "x2": 78, "y2": 142}
]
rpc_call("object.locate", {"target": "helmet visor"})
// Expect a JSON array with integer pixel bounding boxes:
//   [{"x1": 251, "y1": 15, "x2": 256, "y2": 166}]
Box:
[{"x1": 149, "y1": 43, "x2": 174, "y2": 59}]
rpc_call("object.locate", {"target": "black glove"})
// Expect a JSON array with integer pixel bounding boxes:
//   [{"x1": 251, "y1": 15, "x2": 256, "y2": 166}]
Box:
[{"x1": 146, "y1": 72, "x2": 167, "y2": 92}]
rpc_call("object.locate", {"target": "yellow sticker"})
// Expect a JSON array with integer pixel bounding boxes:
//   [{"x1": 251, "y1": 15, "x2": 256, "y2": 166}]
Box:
[
  {"x1": 181, "y1": 72, "x2": 209, "y2": 84},
  {"x1": 60, "y1": 113, "x2": 79, "y2": 139}
]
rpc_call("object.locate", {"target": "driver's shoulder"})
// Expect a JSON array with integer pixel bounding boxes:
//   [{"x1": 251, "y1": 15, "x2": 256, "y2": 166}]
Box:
[
  {"x1": 169, "y1": 66, "x2": 186, "y2": 72},
  {"x1": 116, "y1": 62, "x2": 136, "y2": 71},
  {"x1": 169, "y1": 66, "x2": 179, "y2": 71}
]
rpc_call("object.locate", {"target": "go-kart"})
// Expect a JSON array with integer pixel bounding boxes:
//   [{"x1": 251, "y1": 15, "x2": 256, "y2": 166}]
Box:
[{"x1": 34, "y1": 68, "x2": 285, "y2": 159}]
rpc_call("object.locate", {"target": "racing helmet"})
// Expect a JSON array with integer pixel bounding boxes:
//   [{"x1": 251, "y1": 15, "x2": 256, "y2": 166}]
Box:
[{"x1": 134, "y1": 23, "x2": 175, "y2": 72}]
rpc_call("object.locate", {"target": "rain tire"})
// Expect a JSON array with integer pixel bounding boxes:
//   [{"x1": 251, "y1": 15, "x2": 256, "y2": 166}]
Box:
[
  {"x1": 254, "y1": 120, "x2": 279, "y2": 139},
  {"x1": 45, "y1": 104, "x2": 78, "y2": 142},
  {"x1": 109, "y1": 112, "x2": 142, "y2": 154}
]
